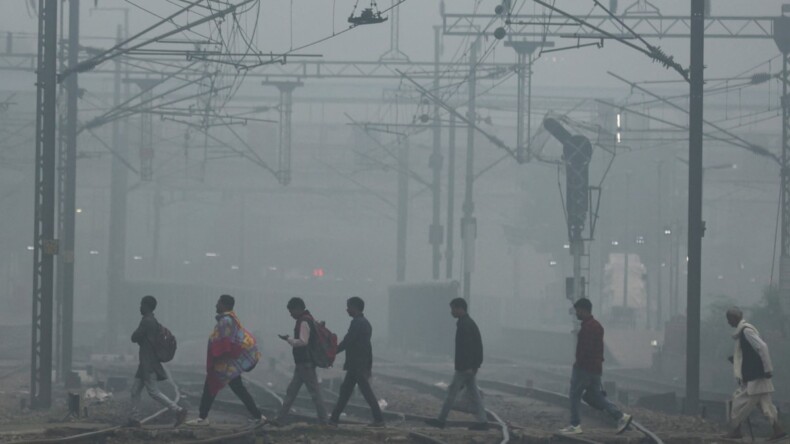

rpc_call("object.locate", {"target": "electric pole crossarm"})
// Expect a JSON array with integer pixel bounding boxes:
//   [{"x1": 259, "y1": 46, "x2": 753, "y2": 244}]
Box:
[{"x1": 443, "y1": 13, "x2": 775, "y2": 39}]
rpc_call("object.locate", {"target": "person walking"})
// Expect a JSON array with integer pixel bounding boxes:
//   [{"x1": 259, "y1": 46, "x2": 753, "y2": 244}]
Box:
[
  {"x1": 186, "y1": 294, "x2": 264, "y2": 426},
  {"x1": 425, "y1": 297, "x2": 488, "y2": 431},
  {"x1": 271, "y1": 297, "x2": 329, "y2": 425},
  {"x1": 130, "y1": 295, "x2": 187, "y2": 427},
  {"x1": 328, "y1": 297, "x2": 385, "y2": 427},
  {"x1": 723, "y1": 307, "x2": 786, "y2": 441},
  {"x1": 559, "y1": 298, "x2": 632, "y2": 435}
]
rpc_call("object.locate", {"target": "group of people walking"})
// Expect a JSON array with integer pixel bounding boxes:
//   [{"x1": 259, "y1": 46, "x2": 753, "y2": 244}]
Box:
[{"x1": 129, "y1": 293, "x2": 787, "y2": 440}]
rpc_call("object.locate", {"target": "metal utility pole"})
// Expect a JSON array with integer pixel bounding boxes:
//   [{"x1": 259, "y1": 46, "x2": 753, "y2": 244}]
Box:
[
  {"x1": 264, "y1": 81, "x2": 303, "y2": 186},
  {"x1": 396, "y1": 136, "x2": 410, "y2": 282},
  {"x1": 380, "y1": 0, "x2": 409, "y2": 61},
  {"x1": 774, "y1": 6, "x2": 790, "y2": 325},
  {"x1": 106, "y1": 26, "x2": 128, "y2": 351},
  {"x1": 623, "y1": 173, "x2": 630, "y2": 308},
  {"x1": 57, "y1": 0, "x2": 79, "y2": 382},
  {"x1": 685, "y1": 0, "x2": 705, "y2": 416},
  {"x1": 504, "y1": 40, "x2": 550, "y2": 164},
  {"x1": 31, "y1": 0, "x2": 57, "y2": 409},
  {"x1": 462, "y1": 38, "x2": 479, "y2": 302},
  {"x1": 430, "y1": 26, "x2": 444, "y2": 280},
  {"x1": 445, "y1": 113, "x2": 457, "y2": 279}
]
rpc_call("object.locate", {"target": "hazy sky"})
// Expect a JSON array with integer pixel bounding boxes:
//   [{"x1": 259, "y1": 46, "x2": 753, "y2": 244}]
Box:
[{"x1": 1, "y1": 0, "x2": 787, "y2": 91}]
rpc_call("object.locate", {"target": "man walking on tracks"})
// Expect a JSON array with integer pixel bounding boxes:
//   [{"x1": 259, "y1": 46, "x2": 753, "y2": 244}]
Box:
[
  {"x1": 425, "y1": 297, "x2": 488, "y2": 431},
  {"x1": 130, "y1": 295, "x2": 187, "y2": 427},
  {"x1": 329, "y1": 296, "x2": 385, "y2": 427},
  {"x1": 724, "y1": 307, "x2": 786, "y2": 441},
  {"x1": 559, "y1": 298, "x2": 632, "y2": 436},
  {"x1": 186, "y1": 294, "x2": 265, "y2": 426},
  {"x1": 271, "y1": 297, "x2": 329, "y2": 425}
]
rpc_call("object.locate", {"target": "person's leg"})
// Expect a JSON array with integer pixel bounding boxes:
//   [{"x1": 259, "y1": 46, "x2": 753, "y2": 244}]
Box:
[
  {"x1": 354, "y1": 369, "x2": 383, "y2": 422},
  {"x1": 142, "y1": 373, "x2": 182, "y2": 412},
  {"x1": 568, "y1": 367, "x2": 587, "y2": 426},
  {"x1": 277, "y1": 367, "x2": 305, "y2": 419},
  {"x1": 757, "y1": 393, "x2": 786, "y2": 438},
  {"x1": 130, "y1": 377, "x2": 144, "y2": 416},
  {"x1": 461, "y1": 371, "x2": 487, "y2": 423},
  {"x1": 438, "y1": 371, "x2": 465, "y2": 423},
  {"x1": 330, "y1": 371, "x2": 357, "y2": 422},
  {"x1": 301, "y1": 365, "x2": 329, "y2": 422},
  {"x1": 582, "y1": 374, "x2": 623, "y2": 421},
  {"x1": 198, "y1": 379, "x2": 217, "y2": 419},
  {"x1": 228, "y1": 376, "x2": 262, "y2": 418},
  {"x1": 729, "y1": 387, "x2": 759, "y2": 432}
]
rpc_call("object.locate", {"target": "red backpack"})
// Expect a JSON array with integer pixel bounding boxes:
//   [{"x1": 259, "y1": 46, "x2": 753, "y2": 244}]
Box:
[{"x1": 305, "y1": 317, "x2": 338, "y2": 368}]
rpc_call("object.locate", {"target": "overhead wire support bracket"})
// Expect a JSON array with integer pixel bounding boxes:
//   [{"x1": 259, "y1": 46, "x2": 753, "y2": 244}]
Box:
[
  {"x1": 395, "y1": 69, "x2": 519, "y2": 161},
  {"x1": 530, "y1": 0, "x2": 689, "y2": 81},
  {"x1": 58, "y1": 0, "x2": 257, "y2": 81}
]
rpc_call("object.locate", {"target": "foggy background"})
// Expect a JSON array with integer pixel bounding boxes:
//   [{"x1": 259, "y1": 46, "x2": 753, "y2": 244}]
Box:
[{"x1": 0, "y1": 1, "x2": 786, "y2": 381}]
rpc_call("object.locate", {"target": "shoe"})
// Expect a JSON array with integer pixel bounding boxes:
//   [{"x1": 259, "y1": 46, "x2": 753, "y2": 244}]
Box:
[
  {"x1": 559, "y1": 425, "x2": 583, "y2": 435},
  {"x1": 185, "y1": 417, "x2": 210, "y2": 427},
  {"x1": 366, "y1": 421, "x2": 386, "y2": 428},
  {"x1": 468, "y1": 422, "x2": 490, "y2": 431},
  {"x1": 248, "y1": 415, "x2": 267, "y2": 425},
  {"x1": 424, "y1": 418, "x2": 446, "y2": 429},
  {"x1": 267, "y1": 418, "x2": 282, "y2": 427},
  {"x1": 616, "y1": 414, "x2": 633, "y2": 434},
  {"x1": 174, "y1": 409, "x2": 188, "y2": 427}
]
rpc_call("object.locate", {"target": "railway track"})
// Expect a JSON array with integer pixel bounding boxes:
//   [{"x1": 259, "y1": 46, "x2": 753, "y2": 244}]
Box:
[
  {"x1": 1, "y1": 356, "x2": 668, "y2": 443},
  {"x1": 376, "y1": 360, "x2": 665, "y2": 444}
]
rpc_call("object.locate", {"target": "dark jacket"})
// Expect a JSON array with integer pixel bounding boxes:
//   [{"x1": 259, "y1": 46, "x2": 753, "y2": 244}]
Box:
[
  {"x1": 131, "y1": 313, "x2": 166, "y2": 381},
  {"x1": 739, "y1": 330, "x2": 767, "y2": 383},
  {"x1": 455, "y1": 314, "x2": 483, "y2": 372},
  {"x1": 575, "y1": 316, "x2": 604, "y2": 375},
  {"x1": 337, "y1": 314, "x2": 373, "y2": 372},
  {"x1": 292, "y1": 311, "x2": 316, "y2": 365}
]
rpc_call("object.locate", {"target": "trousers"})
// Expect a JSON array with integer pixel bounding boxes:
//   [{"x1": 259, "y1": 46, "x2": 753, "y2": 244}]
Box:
[
  {"x1": 198, "y1": 375, "x2": 261, "y2": 419},
  {"x1": 330, "y1": 368, "x2": 383, "y2": 422},
  {"x1": 569, "y1": 366, "x2": 624, "y2": 426},
  {"x1": 277, "y1": 363, "x2": 328, "y2": 421}
]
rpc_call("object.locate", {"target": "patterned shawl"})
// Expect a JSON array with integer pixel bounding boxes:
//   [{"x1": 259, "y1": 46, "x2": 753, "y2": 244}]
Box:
[{"x1": 205, "y1": 311, "x2": 260, "y2": 395}]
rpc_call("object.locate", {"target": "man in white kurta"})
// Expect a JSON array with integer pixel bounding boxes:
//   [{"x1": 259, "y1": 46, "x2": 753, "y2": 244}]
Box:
[{"x1": 724, "y1": 307, "x2": 786, "y2": 441}]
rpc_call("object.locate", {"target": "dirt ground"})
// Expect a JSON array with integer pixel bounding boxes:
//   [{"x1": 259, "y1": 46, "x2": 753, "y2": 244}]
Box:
[{"x1": 0, "y1": 360, "x2": 786, "y2": 444}]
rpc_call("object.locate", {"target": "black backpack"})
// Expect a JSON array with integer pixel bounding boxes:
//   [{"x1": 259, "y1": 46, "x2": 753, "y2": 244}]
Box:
[{"x1": 152, "y1": 321, "x2": 177, "y2": 363}]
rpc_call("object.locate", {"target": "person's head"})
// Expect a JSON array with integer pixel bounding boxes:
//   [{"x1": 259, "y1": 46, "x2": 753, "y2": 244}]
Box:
[
  {"x1": 573, "y1": 298, "x2": 593, "y2": 320},
  {"x1": 346, "y1": 296, "x2": 365, "y2": 317},
  {"x1": 216, "y1": 294, "x2": 235, "y2": 313},
  {"x1": 287, "y1": 297, "x2": 306, "y2": 319},
  {"x1": 449, "y1": 297, "x2": 467, "y2": 318},
  {"x1": 140, "y1": 295, "x2": 157, "y2": 315},
  {"x1": 726, "y1": 306, "x2": 743, "y2": 328}
]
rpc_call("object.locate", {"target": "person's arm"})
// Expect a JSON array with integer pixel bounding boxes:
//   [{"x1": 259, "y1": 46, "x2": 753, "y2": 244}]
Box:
[
  {"x1": 287, "y1": 321, "x2": 310, "y2": 348},
  {"x1": 131, "y1": 320, "x2": 144, "y2": 343},
  {"x1": 131, "y1": 318, "x2": 155, "y2": 343},
  {"x1": 471, "y1": 321, "x2": 483, "y2": 369},
  {"x1": 575, "y1": 324, "x2": 597, "y2": 364},
  {"x1": 337, "y1": 318, "x2": 361, "y2": 354},
  {"x1": 743, "y1": 327, "x2": 773, "y2": 374}
]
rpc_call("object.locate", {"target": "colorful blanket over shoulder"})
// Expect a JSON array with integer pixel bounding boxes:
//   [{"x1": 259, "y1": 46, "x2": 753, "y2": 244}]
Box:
[{"x1": 205, "y1": 312, "x2": 260, "y2": 395}]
